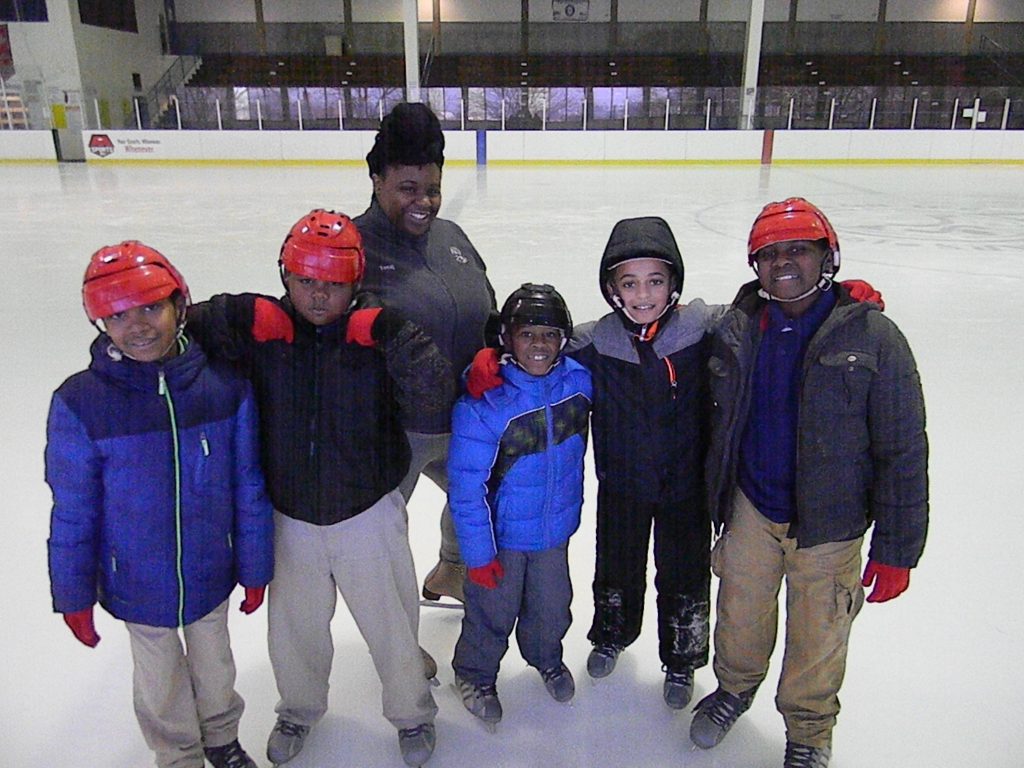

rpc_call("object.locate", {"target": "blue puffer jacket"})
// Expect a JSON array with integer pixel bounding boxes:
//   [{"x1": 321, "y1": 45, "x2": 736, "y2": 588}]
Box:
[
  {"x1": 448, "y1": 357, "x2": 592, "y2": 568},
  {"x1": 46, "y1": 335, "x2": 274, "y2": 628}
]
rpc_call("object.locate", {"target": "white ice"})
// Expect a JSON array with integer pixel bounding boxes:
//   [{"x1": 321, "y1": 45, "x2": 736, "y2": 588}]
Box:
[{"x1": 2, "y1": 160, "x2": 1022, "y2": 767}]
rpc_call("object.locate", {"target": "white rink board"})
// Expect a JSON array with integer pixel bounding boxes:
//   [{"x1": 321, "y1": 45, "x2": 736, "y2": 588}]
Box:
[{"x1": 0, "y1": 130, "x2": 57, "y2": 161}]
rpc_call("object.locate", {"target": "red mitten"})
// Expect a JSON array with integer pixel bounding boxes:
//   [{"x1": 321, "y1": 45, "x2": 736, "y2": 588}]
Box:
[
  {"x1": 466, "y1": 348, "x2": 503, "y2": 399},
  {"x1": 467, "y1": 558, "x2": 505, "y2": 590},
  {"x1": 861, "y1": 560, "x2": 910, "y2": 603},
  {"x1": 63, "y1": 606, "x2": 100, "y2": 648},
  {"x1": 841, "y1": 279, "x2": 885, "y2": 311},
  {"x1": 239, "y1": 585, "x2": 266, "y2": 615},
  {"x1": 346, "y1": 307, "x2": 383, "y2": 347},
  {"x1": 252, "y1": 297, "x2": 294, "y2": 342}
]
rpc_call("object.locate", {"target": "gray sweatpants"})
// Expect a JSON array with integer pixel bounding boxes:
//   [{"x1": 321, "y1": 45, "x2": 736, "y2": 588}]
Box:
[
  {"x1": 268, "y1": 491, "x2": 438, "y2": 731},
  {"x1": 453, "y1": 544, "x2": 573, "y2": 687},
  {"x1": 399, "y1": 430, "x2": 461, "y2": 564},
  {"x1": 125, "y1": 600, "x2": 243, "y2": 768}
]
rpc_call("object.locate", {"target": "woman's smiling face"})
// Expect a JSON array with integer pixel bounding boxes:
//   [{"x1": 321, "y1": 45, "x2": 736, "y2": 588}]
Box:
[{"x1": 373, "y1": 163, "x2": 442, "y2": 237}]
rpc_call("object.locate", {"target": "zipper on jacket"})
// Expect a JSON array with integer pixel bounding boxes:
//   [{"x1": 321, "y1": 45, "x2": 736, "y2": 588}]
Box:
[
  {"x1": 310, "y1": 330, "x2": 321, "y2": 460},
  {"x1": 158, "y1": 370, "x2": 187, "y2": 629},
  {"x1": 663, "y1": 357, "x2": 678, "y2": 400}
]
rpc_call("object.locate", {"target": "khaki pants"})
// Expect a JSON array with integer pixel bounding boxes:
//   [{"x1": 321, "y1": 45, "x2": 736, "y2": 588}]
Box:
[
  {"x1": 711, "y1": 490, "x2": 864, "y2": 748},
  {"x1": 400, "y1": 430, "x2": 461, "y2": 564},
  {"x1": 126, "y1": 600, "x2": 243, "y2": 768},
  {"x1": 268, "y1": 491, "x2": 438, "y2": 731}
]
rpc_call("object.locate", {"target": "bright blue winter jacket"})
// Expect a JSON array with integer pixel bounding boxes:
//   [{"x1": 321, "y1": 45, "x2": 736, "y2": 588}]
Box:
[
  {"x1": 448, "y1": 357, "x2": 592, "y2": 569},
  {"x1": 46, "y1": 335, "x2": 274, "y2": 628}
]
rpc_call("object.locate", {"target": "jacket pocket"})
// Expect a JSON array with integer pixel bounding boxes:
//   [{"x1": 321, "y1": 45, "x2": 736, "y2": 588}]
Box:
[{"x1": 818, "y1": 350, "x2": 878, "y2": 409}]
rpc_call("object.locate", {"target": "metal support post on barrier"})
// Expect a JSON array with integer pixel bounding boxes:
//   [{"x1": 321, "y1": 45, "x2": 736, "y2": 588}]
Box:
[
  {"x1": 869, "y1": 98, "x2": 877, "y2": 130},
  {"x1": 94, "y1": 99, "x2": 102, "y2": 130},
  {"x1": 665, "y1": 98, "x2": 670, "y2": 131},
  {"x1": 623, "y1": 98, "x2": 628, "y2": 130},
  {"x1": 338, "y1": 99, "x2": 344, "y2": 130},
  {"x1": 787, "y1": 98, "x2": 794, "y2": 130},
  {"x1": 828, "y1": 98, "x2": 836, "y2": 130},
  {"x1": 460, "y1": 97, "x2": 465, "y2": 131},
  {"x1": 134, "y1": 98, "x2": 142, "y2": 129},
  {"x1": 216, "y1": 98, "x2": 223, "y2": 130},
  {"x1": 172, "y1": 95, "x2": 182, "y2": 130},
  {"x1": 500, "y1": 99, "x2": 505, "y2": 131},
  {"x1": 951, "y1": 98, "x2": 959, "y2": 129},
  {"x1": 971, "y1": 97, "x2": 980, "y2": 130},
  {"x1": 1003, "y1": 98, "x2": 1011, "y2": 130},
  {"x1": 297, "y1": 100, "x2": 303, "y2": 130},
  {"x1": 583, "y1": 99, "x2": 588, "y2": 131},
  {"x1": 910, "y1": 98, "x2": 918, "y2": 130},
  {"x1": 379, "y1": 100, "x2": 384, "y2": 122},
  {"x1": 705, "y1": 98, "x2": 711, "y2": 130},
  {"x1": 542, "y1": 100, "x2": 547, "y2": 131},
  {"x1": 256, "y1": 100, "x2": 263, "y2": 130}
]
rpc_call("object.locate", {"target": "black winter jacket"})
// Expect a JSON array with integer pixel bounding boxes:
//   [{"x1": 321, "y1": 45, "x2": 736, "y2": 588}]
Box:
[
  {"x1": 355, "y1": 200, "x2": 497, "y2": 433},
  {"x1": 189, "y1": 295, "x2": 453, "y2": 525},
  {"x1": 570, "y1": 301, "x2": 718, "y2": 504},
  {"x1": 706, "y1": 281, "x2": 929, "y2": 567}
]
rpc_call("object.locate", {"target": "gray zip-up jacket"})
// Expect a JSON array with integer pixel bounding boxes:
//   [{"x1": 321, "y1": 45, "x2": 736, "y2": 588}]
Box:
[
  {"x1": 706, "y1": 281, "x2": 929, "y2": 568},
  {"x1": 355, "y1": 200, "x2": 497, "y2": 433}
]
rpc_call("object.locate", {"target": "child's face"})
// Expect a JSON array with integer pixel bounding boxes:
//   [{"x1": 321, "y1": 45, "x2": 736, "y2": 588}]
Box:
[
  {"x1": 509, "y1": 323, "x2": 563, "y2": 376},
  {"x1": 606, "y1": 258, "x2": 672, "y2": 325},
  {"x1": 284, "y1": 272, "x2": 353, "y2": 326},
  {"x1": 103, "y1": 297, "x2": 181, "y2": 362}
]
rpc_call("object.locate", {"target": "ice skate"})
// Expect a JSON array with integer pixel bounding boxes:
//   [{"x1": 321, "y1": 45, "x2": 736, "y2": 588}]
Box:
[
  {"x1": 204, "y1": 739, "x2": 257, "y2": 768},
  {"x1": 421, "y1": 646, "x2": 440, "y2": 686},
  {"x1": 421, "y1": 559, "x2": 466, "y2": 605},
  {"x1": 454, "y1": 675, "x2": 503, "y2": 731},
  {"x1": 662, "y1": 667, "x2": 694, "y2": 710},
  {"x1": 586, "y1": 644, "x2": 621, "y2": 679},
  {"x1": 784, "y1": 742, "x2": 831, "y2": 768},
  {"x1": 540, "y1": 662, "x2": 575, "y2": 703},
  {"x1": 398, "y1": 722, "x2": 436, "y2": 767},
  {"x1": 266, "y1": 719, "x2": 310, "y2": 765},
  {"x1": 689, "y1": 687, "x2": 753, "y2": 749}
]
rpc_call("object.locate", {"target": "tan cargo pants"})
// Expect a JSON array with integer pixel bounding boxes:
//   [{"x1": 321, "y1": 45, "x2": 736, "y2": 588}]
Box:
[{"x1": 711, "y1": 489, "x2": 864, "y2": 748}]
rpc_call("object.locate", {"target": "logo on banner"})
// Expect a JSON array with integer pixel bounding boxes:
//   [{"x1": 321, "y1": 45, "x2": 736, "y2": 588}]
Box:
[
  {"x1": 88, "y1": 134, "x2": 115, "y2": 157},
  {"x1": 552, "y1": 1, "x2": 588, "y2": 21}
]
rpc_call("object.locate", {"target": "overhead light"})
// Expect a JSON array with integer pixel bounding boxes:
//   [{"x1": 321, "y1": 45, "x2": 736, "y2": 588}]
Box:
[
  {"x1": 811, "y1": 70, "x2": 818, "y2": 75},
  {"x1": 342, "y1": 80, "x2": 349, "y2": 85},
  {"x1": 521, "y1": 61, "x2": 527, "y2": 66},
  {"x1": 346, "y1": 71, "x2": 353, "y2": 75},
  {"x1": 609, "y1": 61, "x2": 616, "y2": 66},
  {"x1": 269, "y1": 70, "x2": 277, "y2": 76},
  {"x1": 277, "y1": 61, "x2": 285, "y2": 66},
  {"x1": 894, "y1": 60, "x2": 902, "y2": 65},
  {"x1": 350, "y1": 61, "x2": 356, "y2": 66},
  {"x1": 911, "y1": 80, "x2": 919, "y2": 85},
  {"x1": 805, "y1": 61, "x2": 813, "y2": 66},
  {"x1": 520, "y1": 80, "x2": 527, "y2": 85},
  {"x1": 818, "y1": 80, "x2": 825, "y2": 85}
]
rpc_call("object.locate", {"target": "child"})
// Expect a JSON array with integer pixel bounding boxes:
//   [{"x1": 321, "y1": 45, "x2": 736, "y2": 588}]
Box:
[
  {"x1": 573, "y1": 218, "x2": 717, "y2": 710},
  {"x1": 467, "y1": 218, "x2": 718, "y2": 711},
  {"x1": 449, "y1": 283, "x2": 592, "y2": 727},
  {"x1": 46, "y1": 241, "x2": 274, "y2": 768},
  {"x1": 187, "y1": 209, "x2": 451, "y2": 768}
]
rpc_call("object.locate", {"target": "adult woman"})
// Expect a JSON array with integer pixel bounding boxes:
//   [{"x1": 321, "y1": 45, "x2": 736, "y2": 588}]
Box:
[{"x1": 355, "y1": 102, "x2": 497, "y2": 603}]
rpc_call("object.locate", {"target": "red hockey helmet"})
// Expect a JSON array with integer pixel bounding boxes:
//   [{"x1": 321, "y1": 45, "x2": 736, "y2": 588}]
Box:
[
  {"x1": 82, "y1": 241, "x2": 190, "y2": 323},
  {"x1": 280, "y1": 209, "x2": 365, "y2": 284},
  {"x1": 747, "y1": 197, "x2": 840, "y2": 276}
]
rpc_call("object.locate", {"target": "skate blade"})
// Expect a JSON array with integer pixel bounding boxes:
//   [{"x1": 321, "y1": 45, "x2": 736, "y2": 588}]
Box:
[{"x1": 419, "y1": 598, "x2": 464, "y2": 610}]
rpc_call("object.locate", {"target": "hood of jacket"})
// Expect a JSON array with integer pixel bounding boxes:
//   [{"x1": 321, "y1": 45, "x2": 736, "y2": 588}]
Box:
[{"x1": 599, "y1": 216, "x2": 685, "y2": 336}]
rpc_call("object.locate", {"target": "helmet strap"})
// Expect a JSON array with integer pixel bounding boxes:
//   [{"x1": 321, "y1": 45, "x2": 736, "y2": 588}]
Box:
[{"x1": 753, "y1": 252, "x2": 835, "y2": 304}]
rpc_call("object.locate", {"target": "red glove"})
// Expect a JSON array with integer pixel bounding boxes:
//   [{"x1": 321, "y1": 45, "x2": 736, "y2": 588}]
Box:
[
  {"x1": 861, "y1": 560, "x2": 910, "y2": 603},
  {"x1": 467, "y1": 558, "x2": 504, "y2": 590},
  {"x1": 466, "y1": 347, "x2": 503, "y2": 399},
  {"x1": 63, "y1": 606, "x2": 100, "y2": 648},
  {"x1": 841, "y1": 279, "x2": 885, "y2": 311},
  {"x1": 239, "y1": 585, "x2": 266, "y2": 614},
  {"x1": 252, "y1": 297, "x2": 294, "y2": 342},
  {"x1": 346, "y1": 307, "x2": 382, "y2": 347}
]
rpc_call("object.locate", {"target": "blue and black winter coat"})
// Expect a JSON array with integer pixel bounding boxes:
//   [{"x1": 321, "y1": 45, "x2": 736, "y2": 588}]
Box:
[
  {"x1": 46, "y1": 335, "x2": 274, "y2": 628},
  {"x1": 448, "y1": 357, "x2": 592, "y2": 568}
]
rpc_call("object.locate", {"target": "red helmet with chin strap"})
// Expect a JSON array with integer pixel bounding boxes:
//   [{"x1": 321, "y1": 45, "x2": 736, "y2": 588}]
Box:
[
  {"x1": 280, "y1": 209, "x2": 365, "y2": 284},
  {"x1": 748, "y1": 197, "x2": 840, "y2": 277},
  {"x1": 82, "y1": 241, "x2": 190, "y2": 323}
]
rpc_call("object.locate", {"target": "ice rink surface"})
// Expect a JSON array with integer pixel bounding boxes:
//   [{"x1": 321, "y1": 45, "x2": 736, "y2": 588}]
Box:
[{"x1": 2, "y1": 159, "x2": 1022, "y2": 767}]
